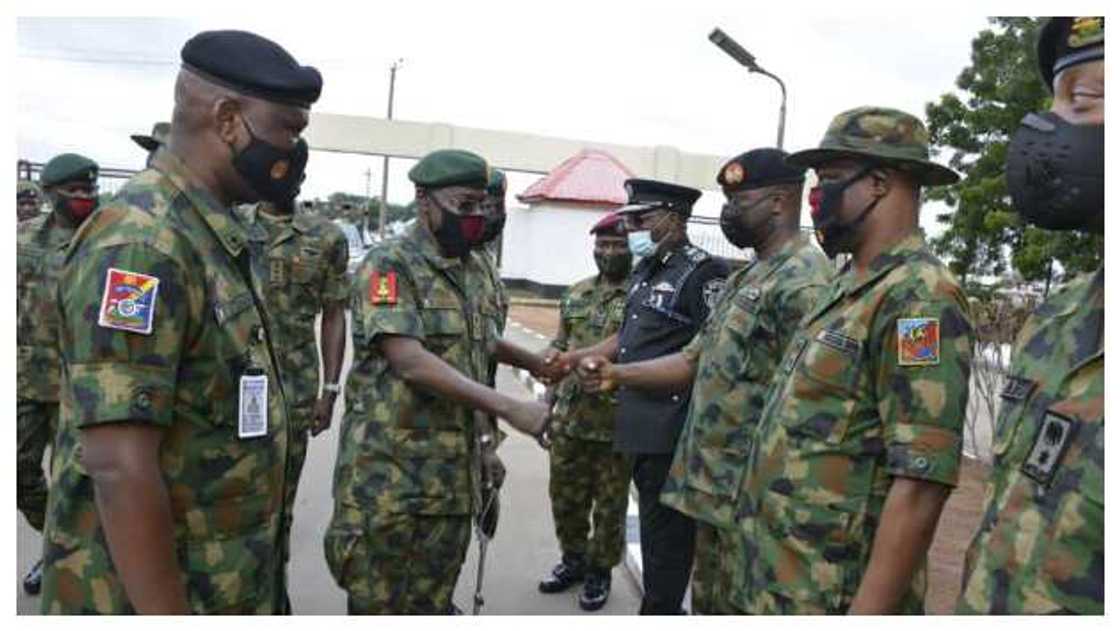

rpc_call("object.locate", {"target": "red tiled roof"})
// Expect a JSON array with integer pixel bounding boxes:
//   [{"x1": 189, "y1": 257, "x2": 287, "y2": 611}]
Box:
[{"x1": 517, "y1": 148, "x2": 636, "y2": 206}]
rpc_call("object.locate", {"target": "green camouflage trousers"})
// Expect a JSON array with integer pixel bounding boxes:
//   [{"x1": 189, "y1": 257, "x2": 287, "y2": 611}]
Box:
[
  {"x1": 324, "y1": 505, "x2": 471, "y2": 614},
  {"x1": 17, "y1": 398, "x2": 57, "y2": 532},
  {"x1": 281, "y1": 407, "x2": 312, "y2": 563},
  {"x1": 548, "y1": 432, "x2": 631, "y2": 570},
  {"x1": 691, "y1": 522, "x2": 740, "y2": 614}
]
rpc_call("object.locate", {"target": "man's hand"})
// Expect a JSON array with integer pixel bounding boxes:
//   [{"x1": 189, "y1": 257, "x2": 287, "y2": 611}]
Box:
[
  {"x1": 501, "y1": 398, "x2": 551, "y2": 437},
  {"x1": 311, "y1": 393, "x2": 337, "y2": 437},
  {"x1": 481, "y1": 448, "x2": 506, "y2": 489},
  {"x1": 577, "y1": 355, "x2": 617, "y2": 393},
  {"x1": 535, "y1": 348, "x2": 574, "y2": 385}
]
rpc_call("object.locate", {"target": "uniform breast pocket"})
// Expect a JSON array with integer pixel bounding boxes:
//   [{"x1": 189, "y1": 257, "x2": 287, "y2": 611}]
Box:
[
  {"x1": 204, "y1": 291, "x2": 261, "y2": 424},
  {"x1": 786, "y1": 328, "x2": 863, "y2": 444},
  {"x1": 421, "y1": 306, "x2": 467, "y2": 357},
  {"x1": 1035, "y1": 412, "x2": 1104, "y2": 611},
  {"x1": 989, "y1": 375, "x2": 1035, "y2": 461},
  {"x1": 722, "y1": 295, "x2": 765, "y2": 380}
]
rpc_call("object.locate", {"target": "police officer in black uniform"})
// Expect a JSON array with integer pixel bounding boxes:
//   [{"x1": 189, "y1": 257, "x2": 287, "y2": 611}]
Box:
[{"x1": 551, "y1": 178, "x2": 729, "y2": 614}]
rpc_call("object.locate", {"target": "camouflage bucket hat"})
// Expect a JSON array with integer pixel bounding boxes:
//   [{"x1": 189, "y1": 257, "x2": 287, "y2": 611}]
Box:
[
  {"x1": 787, "y1": 106, "x2": 960, "y2": 186},
  {"x1": 130, "y1": 121, "x2": 170, "y2": 152}
]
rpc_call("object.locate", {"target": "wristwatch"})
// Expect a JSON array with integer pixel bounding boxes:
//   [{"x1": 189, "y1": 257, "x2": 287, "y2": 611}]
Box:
[{"x1": 323, "y1": 383, "x2": 341, "y2": 394}]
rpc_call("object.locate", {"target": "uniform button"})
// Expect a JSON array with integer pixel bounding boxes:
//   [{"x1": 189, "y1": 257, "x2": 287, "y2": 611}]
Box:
[
  {"x1": 913, "y1": 456, "x2": 930, "y2": 471},
  {"x1": 672, "y1": 395, "x2": 680, "y2": 402},
  {"x1": 632, "y1": 314, "x2": 638, "y2": 320},
  {"x1": 642, "y1": 282, "x2": 647, "y2": 286},
  {"x1": 134, "y1": 390, "x2": 152, "y2": 410},
  {"x1": 620, "y1": 348, "x2": 627, "y2": 355}
]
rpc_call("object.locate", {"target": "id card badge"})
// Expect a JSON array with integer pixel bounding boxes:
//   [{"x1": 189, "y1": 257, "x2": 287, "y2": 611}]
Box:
[{"x1": 238, "y1": 367, "x2": 269, "y2": 439}]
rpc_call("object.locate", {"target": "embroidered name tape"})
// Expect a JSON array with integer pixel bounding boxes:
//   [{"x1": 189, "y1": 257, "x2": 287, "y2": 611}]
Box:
[
  {"x1": 897, "y1": 317, "x2": 940, "y2": 366},
  {"x1": 98, "y1": 268, "x2": 160, "y2": 335}
]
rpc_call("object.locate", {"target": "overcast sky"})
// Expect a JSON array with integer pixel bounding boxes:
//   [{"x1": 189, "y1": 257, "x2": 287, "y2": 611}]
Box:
[{"x1": 13, "y1": 3, "x2": 1060, "y2": 234}]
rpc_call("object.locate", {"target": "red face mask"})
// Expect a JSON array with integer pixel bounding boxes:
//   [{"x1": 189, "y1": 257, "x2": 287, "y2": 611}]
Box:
[
  {"x1": 54, "y1": 193, "x2": 98, "y2": 221},
  {"x1": 459, "y1": 214, "x2": 486, "y2": 243},
  {"x1": 808, "y1": 186, "x2": 824, "y2": 217}
]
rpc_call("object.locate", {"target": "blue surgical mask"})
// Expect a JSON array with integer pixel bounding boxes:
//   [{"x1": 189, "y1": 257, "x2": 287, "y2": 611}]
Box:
[{"x1": 627, "y1": 230, "x2": 657, "y2": 258}]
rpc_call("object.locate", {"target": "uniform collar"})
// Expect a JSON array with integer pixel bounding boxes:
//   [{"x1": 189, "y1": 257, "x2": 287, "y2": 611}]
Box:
[
  {"x1": 410, "y1": 222, "x2": 463, "y2": 271},
  {"x1": 750, "y1": 232, "x2": 811, "y2": 281},
  {"x1": 153, "y1": 150, "x2": 249, "y2": 258},
  {"x1": 843, "y1": 231, "x2": 928, "y2": 296}
]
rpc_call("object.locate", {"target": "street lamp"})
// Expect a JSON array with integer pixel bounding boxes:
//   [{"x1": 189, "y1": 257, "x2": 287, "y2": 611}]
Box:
[
  {"x1": 708, "y1": 28, "x2": 787, "y2": 149},
  {"x1": 377, "y1": 58, "x2": 404, "y2": 240}
]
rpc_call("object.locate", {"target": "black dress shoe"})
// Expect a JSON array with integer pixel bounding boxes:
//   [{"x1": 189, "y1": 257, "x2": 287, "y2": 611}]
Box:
[
  {"x1": 578, "y1": 570, "x2": 611, "y2": 611},
  {"x1": 23, "y1": 558, "x2": 43, "y2": 596},
  {"x1": 538, "y1": 555, "x2": 585, "y2": 594}
]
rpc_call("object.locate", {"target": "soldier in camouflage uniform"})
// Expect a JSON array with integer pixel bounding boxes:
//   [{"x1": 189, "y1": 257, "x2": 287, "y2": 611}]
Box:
[
  {"x1": 537, "y1": 212, "x2": 631, "y2": 611},
  {"x1": 17, "y1": 179, "x2": 43, "y2": 222},
  {"x1": 41, "y1": 30, "x2": 321, "y2": 614},
  {"x1": 17, "y1": 153, "x2": 100, "y2": 596},
  {"x1": 662, "y1": 149, "x2": 831, "y2": 614},
  {"x1": 238, "y1": 198, "x2": 349, "y2": 612},
  {"x1": 730, "y1": 107, "x2": 974, "y2": 614},
  {"x1": 130, "y1": 121, "x2": 171, "y2": 167},
  {"x1": 957, "y1": 17, "x2": 1104, "y2": 615},
  {"x1": 325, "y1": 149, "x2": 551, "y2": 615}
]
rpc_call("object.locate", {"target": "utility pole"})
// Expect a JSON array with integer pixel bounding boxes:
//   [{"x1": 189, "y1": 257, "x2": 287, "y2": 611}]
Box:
[
  {"x1": 378, "y1": 59, "x2": 404, "y2": 240},
  {"x1": 364, "y1": 167, "x2": 373, "y2": 240}
]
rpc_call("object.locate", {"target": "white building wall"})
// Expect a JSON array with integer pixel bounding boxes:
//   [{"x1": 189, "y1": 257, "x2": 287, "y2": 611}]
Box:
[{"x1": 501, "y1": 203, "x2": 613, "y2": 287}]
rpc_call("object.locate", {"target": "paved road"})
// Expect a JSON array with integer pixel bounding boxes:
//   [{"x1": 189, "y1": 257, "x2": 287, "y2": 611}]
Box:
[{"x1": 16, "y1": 315, "x2": 641, "y2": 615}]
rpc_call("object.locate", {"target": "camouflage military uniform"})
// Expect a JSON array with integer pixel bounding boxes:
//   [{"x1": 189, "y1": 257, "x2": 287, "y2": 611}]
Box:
[
  {"x1": 732, "y1": 232, "x2": 974, "y2": 614},
  {"x1": 659, "y1": 233, "x2": 831, "y2": 614},
  {"x1": 548, "y1": 274, "x2": 631, "y2": 571},
  {"x1": 957, "y1": 268, "x2": 1103, "y2": 614},
  {"x1": 240, "y1": 204, "x2": 348, "y2": 567},
  {"x1": 16, "y1": 211, "x2": 79, "y2": 531},
  {"x1": 41, "y1": 151, "x2": 293, "y2": 614},
  {"x1": 325, "y1": 223, "x2": 499, "y2": 614}
]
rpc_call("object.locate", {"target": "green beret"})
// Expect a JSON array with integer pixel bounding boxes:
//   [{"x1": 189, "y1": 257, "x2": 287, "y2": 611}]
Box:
[
  {"x1": 17, "y1": 180, "x2": 41, "y2": 198},
  {"x1": 486, "y1": 168, "x2": 507, "y2": 196},
  {"x1": 40, "y1": 153, "x2": 99, "y2": 188},
  {"x1": 409, "y1": 149, "x2": 489, "y2": 190}
]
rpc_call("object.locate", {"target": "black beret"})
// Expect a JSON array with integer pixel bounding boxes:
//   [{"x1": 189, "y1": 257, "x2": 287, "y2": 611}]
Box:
[
  {"x1": 181, "y1": 30, "x2": 322, "y2": 108},
  {"x1": 1037, "y1": 17, "x2": 1104, "y2": 92},
  {"x1": 40, "y1": 153, "x2": 99, "y2": 188},
  {"x1": 717, "y1": 148, "x2": 805, "y2": 193},
  {"x1": 617, "y1": 178, "x2": 702, "y2": 217}
]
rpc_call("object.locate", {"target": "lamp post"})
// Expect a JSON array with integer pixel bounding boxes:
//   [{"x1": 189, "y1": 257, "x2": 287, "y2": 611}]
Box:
[
  {"x1": 708, "y1": 28, "x2": 787, "y2": 149},
  {"x1": 377, "y1": 58, "x2": 403, "y2": 240}
]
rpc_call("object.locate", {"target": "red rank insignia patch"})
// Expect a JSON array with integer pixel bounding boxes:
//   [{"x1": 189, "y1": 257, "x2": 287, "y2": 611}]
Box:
[
  {"x1": 98, "y1": 268, "x2": 161, "y2": 335},
  {"x1": 897, "y1": 317, "x2": 940, "y2": 366},
  {"x1": 369, "y1": 270, "x2": 398, "y2": 305}
]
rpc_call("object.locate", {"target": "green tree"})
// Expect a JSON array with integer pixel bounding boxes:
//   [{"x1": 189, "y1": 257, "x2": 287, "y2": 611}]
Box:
[{"x1": 924, "y1": 17, "x2": 1102, "y2": 293}]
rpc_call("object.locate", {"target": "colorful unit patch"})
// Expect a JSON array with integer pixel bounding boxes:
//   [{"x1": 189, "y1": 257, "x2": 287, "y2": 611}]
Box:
[
  {"x1": 369, "y1": 270, "x2": 398, "y2": 305},
  {"x1": 897, "y1": 317, "x2": 940, "y2": 366},
  {"x1": 98, "y1": 268, "x2": 160, "y2": 335}
]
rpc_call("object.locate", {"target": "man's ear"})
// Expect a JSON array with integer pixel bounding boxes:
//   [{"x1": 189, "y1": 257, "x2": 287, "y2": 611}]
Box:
[
  {"x1": 869, "y1": 167, "x2": 893, "y2": 197},
  {"x1": 215, "y1": 98, "x2": 242, "y2": 147}
]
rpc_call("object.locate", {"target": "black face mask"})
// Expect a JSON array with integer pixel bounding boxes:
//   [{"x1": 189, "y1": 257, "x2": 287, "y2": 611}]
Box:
[
  {"x1": 431, "y1": 194, "x2": 486, "y2": 259},
  {"x1": 808, "y1": 164, "x2": 881, "y2": 258},
  {"x1": 719, "y1": 195, "x2": 772, "y2": 249},
  {"x1": 594, "y1": 252, "x2": 632, "y2": 280},
  {"x1": 477, "y1": 199, "x2": 506, "y2": 247},
  {"x1": 231, "y1": 116, "x2": 309, "y2": 205},
  {"x1": 1006, "y1": 111, "x2": 1104, "y2": 234}
]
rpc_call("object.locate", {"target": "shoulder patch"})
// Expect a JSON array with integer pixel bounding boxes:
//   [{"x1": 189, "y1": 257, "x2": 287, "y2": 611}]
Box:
[
  {"x1": 369, "y1": 270, "x2": 399, "y2": 305},
  {"x1": 98, "y1": 268, "x2": 160, "y2": 335},
  {"x1": 897, "y1": 317, "x2": 940, "y2": 366},
  {"x1": 702, "y1": 278, "x2": 727, "y2": 309}
]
